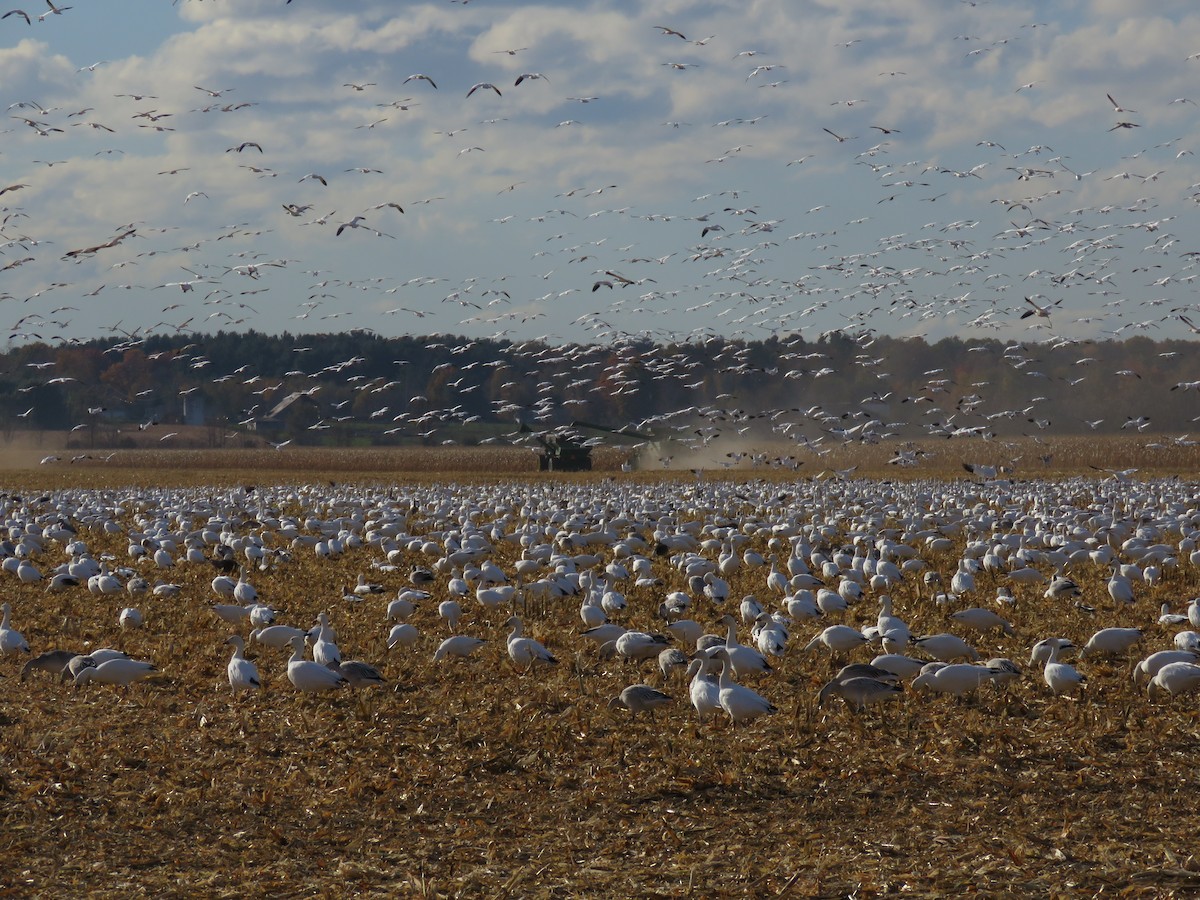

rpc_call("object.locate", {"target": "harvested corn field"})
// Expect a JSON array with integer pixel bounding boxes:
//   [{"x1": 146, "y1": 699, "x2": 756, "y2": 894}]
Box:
[{"x1": 2, "y1": 460, "x2": 1200, "y2": 897}]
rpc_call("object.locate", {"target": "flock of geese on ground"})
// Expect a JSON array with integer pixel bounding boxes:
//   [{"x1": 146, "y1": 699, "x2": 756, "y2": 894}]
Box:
[{"x1": 3, "y1": 473, "x2": 1200, "y2": 725}]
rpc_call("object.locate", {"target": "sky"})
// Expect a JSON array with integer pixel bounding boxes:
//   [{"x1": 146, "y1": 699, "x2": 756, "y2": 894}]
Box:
[{"x1": 3, "y1": 0, "x2": 1200, "y2": 349}]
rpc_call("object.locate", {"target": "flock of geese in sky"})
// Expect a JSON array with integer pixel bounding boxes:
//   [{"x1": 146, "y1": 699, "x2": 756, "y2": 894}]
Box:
[
  {"x1": 4, "y1": 473, "x2": 1200, "y2": 725},
  {"x1": 2, "y1": 1, "x2": 1200, "y2": 359}
]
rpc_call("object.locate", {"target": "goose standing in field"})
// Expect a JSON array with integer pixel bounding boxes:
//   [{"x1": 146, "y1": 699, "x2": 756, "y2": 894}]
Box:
[
  {"x1": 251, "y1": 624, "x2": 307, "y2": 649},
  {"x1": 1079, "y1": 627, "x2": 1142, "y2": 657},
  {"x1": 607, "y1": 684, "x2": 673, "y2": 718},
  {"x1": 20, "y1": 648, "x2": 77, "y2": 681},
  {"x1": 685, "y1": 657, "x2": 722, "y2": 723},
  {"x1": 1147, "y1": 661, "x2": 1200, "y2": 698},
  {"x1": 1106, "y1": 567, "x2": 1135, "y2": 606},
  {"x1": 1043, "y1": 641, "x2": 1086, "y2": 696},
  {"x1": 1133, "y1": 649, "x2": 1199, "y2": 685},
  {"x1": 911, "y1": 663, "x2": 997, "y2": 699},
  {"x1": 386, "y1": 622, "x2": 419, "y2": 650},
  {"x1": 387, "y1": 595, "x2": 418, "y2": 621},
  {"x1": 309, "y1": 613, "x2": 340, "y2": 668},
  {"x1": 1029, "y1": 636, "x2": 1073, "y2": 666},
  {"x1": 710, "y1": 613, "x2": 772, "y2": 676},
  {"x1": 224, "y1": 635, "x2": 261, "y2": 694},
  {"x1": 285, "y1": 635, "x2": 347, "y2": 693},
  {"x1": 74, "y1": 657, "x2": 157, "y2": 692},
  {"x1": 817, "y1": 674, "x2": 903, "y2": 712},
  {"x1": 504, "y1": 615, "x2": 557, "y2": 672},
  {"x1": 211, "y1": 602, "x2": 251, "y2": 625},
  {"x1": 913, "y1": 632, "x2": 980, "y2": 662},
  {"x1": 118, "y1": 607, "x2": 143, "y2": 629},
  {"x1": 432, "y1": 634, "x2": 485, "y2": 662},
  {"x1": 658, "y1": 647, "x2": 689, "y2": 680},
  {"x1": 1044, "y1": 574, "x2": 1081, "y2": 600},
  {"x1": 334, "y1": 659, "x2": 385, "y2": 687},
  {"x1": 1187, "y1": 597, "x2": 1200, "y2": 630},
  {"x1": 950, "y1": 607, "x2": 1014, "y2": 636},
  {"x1": 983, "y1": 658, "x2": 1022, "y2": 686},
  {"x1": 803, "y1": 624, "x2": 869, "y2": 660},
  {"x1": 438, "y1": 599, "x2": 463, "y2": 631},
  {"x1": 870, "y1": 653, "x2": 927, "y2": 679},
  {"x1": 0, "y1": 603, "x2": 30, "y2": 657},
  {"x1": 876, "y1": 595, "x2": 911, "y2": 646},
  {"x1": 606, "y1": 629, "x2": 669, "y2": 663},
  {"x1": 712, "y1": 648, "x2": 777, "y2": 724}
]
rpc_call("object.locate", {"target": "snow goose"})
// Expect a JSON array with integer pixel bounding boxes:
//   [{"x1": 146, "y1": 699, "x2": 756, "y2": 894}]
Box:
[
  {"x1": 608, "y1": 630, "x2": 670, "y2": 662},
  {"x1": 709, "y1": 614, "x2": 772, "y2": 676},
  {"x1": 251, "y1": 625, "x2": 307, "y2": 649},
  {"x1": 1159, "y1": 603, "x2": 1189, "y2": 626},
  {"x1": 353, "y1": 573, "x2": 384, "y2": 596},
  {"x1": 1188, "y1": 598, "x2": 1200, "y2": 630},
  {"x1": 870, "y1": 653, "x2": 927, "y2": 679},
  {"x1": 62, "y1": 654, "x2": 97, "y2": 683},
  {"x1": 334, "y1": 660, "x2": 385, "y2": 687},
  {"x1": 386, "y1": 622, "x2": 419, "y2": 650},
  {"x1": 211, "y1": 603, "x2": 250, "y2": 625},
  {"x1": 118, "y1": 607, "x2": 143, "y2": 629},
  {"x1": 224, "y1": 635, "x2": 261, "y2": 694},
  {"x1": 1042, "y1": 642, "x2": 1085, "y2": 695},
  {"x1": 309, "y1": 614, "x2": 340, "y2": 668},
  {"x1": 1079, "y1": 627, "x2": 1142, "y2": 657},
  {"x1": 607, "y1": 684, "x2": 673, "y2": 718},
  {"x1": 834, "y1": 663, "x2": 900, "y2": 685},
  {"x1": 387, "y1": 595, "x2": 418, "y2": 620},
  {"x1": 949, "y1": 607, "x2": 1014, "y2": 636},
  {"x1": 0, "y1": 603, "x2": 30, "y2": 656},
  {"x1": 658, "y1": 647, "x2": 688, "y2": 680},
  {"x1": 911, "y1": 663, "x2": 997, "y2": 698},
  {"x1": 20, "y1": 648, "x2": 76, "y2": 681},
  {"x1": 664, "y1": 618, "x2": 704, "y2": 646},
  {"x1": 504, "y1": 616, "x2": 557, "y2": 672},
  {"x1": 1029, "y1": 637, "x2": 1073, "y2": 666},
  {"x1": 74, "y1": 657, "x2": 158, "y2": 691},
  {"x1": 432, "y1": 634, "x2": 485, "y2": 662},
  {"x1": 712, "y1": 649, "x2": 776, "y2": 724},
  {"x1": 803, "y1": 624, "x2": 869, "y2": 658},
  {"x1": 818, "y1": 675, "x2": 902, "y2": 711},
  {"x1": 983, "y1": 658, "x2": 1022, "y2": 686},
  {"x1": 685, "y1": 657, "x2": 722, "y2": 723},
  {"x1": 913, "y1": 632, "x2": 980, "y2": 662},
  {"x1": 1043, "y1": 575, "x2": 1081, "y2": 600},
  {"x1": 438, "y1": 599, "x2": 462, "y2": 631},
  {"x1": 1176, "y1": 631, "x2": 1200, "y2": 652},
  {"x1": 286, "y1": 636, "x2": 347, "y2": 693},
  {"x1": 1148, "y1": 661, "x2": 1200, "y2": 698},
  {"x1": 1133, "y1": 649, "x2": 1199, "y2": 685}
]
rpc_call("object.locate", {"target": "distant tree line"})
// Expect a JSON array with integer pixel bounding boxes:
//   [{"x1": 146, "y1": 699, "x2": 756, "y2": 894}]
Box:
[{"x1": 1, "y1": 329, "x2": 1196, "y2": 445}]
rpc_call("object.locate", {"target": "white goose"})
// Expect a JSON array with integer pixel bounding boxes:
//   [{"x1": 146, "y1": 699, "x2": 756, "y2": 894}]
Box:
[
  {"x1": 1043, "y1": 642, "x2": 1086, "y2": 696},
  {"x1": 712, "y1": 648, "x2": 776, "y2": 724},
  {"x1": 1148, "y1": 661, "x2": 1200, "y2": 698},
  {"x1": 504, "y1": 616, "x2": 557, "y2": 672},
  {"x1": 911, "y1": 663, "x2": 997, "y2": 698},
  {"x1": 0, "y1": 603, "x2": 30, "y2": 656},
  {"x1": 286, "y1": 636, "x2": 347, "y2": 693},
  {"x1": 225, "y1": 635, "x2": 261, "y2": 694},
  {"x1": 74, "y1": 657, "x2": 157, "y2": 691},
  {"x1": 685, "y1": 657, "x2": 722, "y2": 723},
  {"x1": 432, "y1": 635, "x2": 485, "y2": 662}
]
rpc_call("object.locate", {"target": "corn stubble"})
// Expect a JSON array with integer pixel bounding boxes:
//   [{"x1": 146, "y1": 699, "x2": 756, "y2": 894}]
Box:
[{"x1": 2, "y1": 461, "x2": 1199, "y2": 896}]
